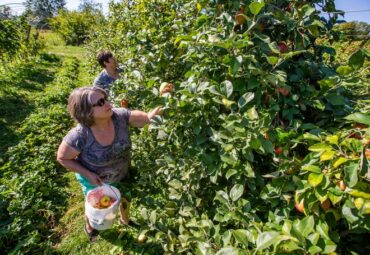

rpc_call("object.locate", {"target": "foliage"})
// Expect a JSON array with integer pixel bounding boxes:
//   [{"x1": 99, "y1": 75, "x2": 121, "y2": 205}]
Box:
[
  {"x1": 334, "y1": 21, "x2": 370, "y2": 41},
  {"x1": 25, "y1": 0, "x2": 66, "y2": 28},
  {"x1": 0, "y1": 57, "x2": 79, "y2": 254},
  {"x1": 0, "y1": 16, "x2": 41, "y2": 62},
  {"x1": 86, "y1": 0, "x2": 370, "y2": 254},
  {"x1": 49, "y1": 7, "x2": 105, "y2": 45}
]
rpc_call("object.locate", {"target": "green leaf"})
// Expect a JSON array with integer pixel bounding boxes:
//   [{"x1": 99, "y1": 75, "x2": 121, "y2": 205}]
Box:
[
  {"x1": 215, "y1": 247, "x2": 239, "y2": 255},
  {"x1": 196, "y1": 242, "x2": 214, "y2": 255},
  {"x1": 232, "y1": 56, "x2": 243, "y2": 74},
  {"x1": 320, "y1": 150, "x2": 335, "y2": 161},
  {"x1": 328, "y1": 191, "x2": 342, "y2": 205},
  {"x1": 316, "y1": 220, "x2": 330, "y2": 240},
  {"x1": 342, "y1": 200, "x2": 359, "y2": 223},
  {"x1": 267, "y1": 56, "x2": 279, "y2": 65},
  {"x1": 230, "y1": 184, "x2": 244, "y2": 201},
  {"x1": 226, "y1": 169, "x2": 238, "y2": 180},
  {"x1": 308, "y1": 173, "x2": 324, "y2": 187},
  {"x1": 344, "y1": 162, "x2": 358, "y2": 188},
  {"x1": 325, "y1": 135, "x2": 338, "y2": 145},
  {"x1": 349, "y1": 49, "x2": 365, "y2": 69},
  {"x1": 336, "y1": 65, "x2": 353, "y2": 76},
  {"x1": 260, "y1": 138, "x2": 274, "y2": 154},
  {"x1": 302, "y1": 164, "x2": 321, "y2": 173},
  {"x1": 221, "y1": 80, "x2": 233, "y2": 98},
  {"x1": 256, "y1": 231, "x2": 280, "y2": 250},
  {"x1": 344, "y1": 112, "x2": 370, "y2": 126},
  {"x1": 308, "y1": 143, "x2": 332, "y2": 152},
  {"x1": 308, "y1": 246, "x2": 322, "y2": 255},
  {"x1": 238, "y1": 92, "x2": 255, "y2": 108},
  {"x1": 249, "y1": 1, "x2": 265, "y2": 15},
  {"x1": 268, "y1": 42, "x2": 280, "y2": 54},
  {"x1": 246, "y1": 106, "x2": 258, "y2": 120},
  {"x1": 348, "y1": 189, "x2": 370, "y2": 199},
  {"x1": 232, "y1": 230, "x2": 249, "y2": 246},
  {"x1": 293, "y1": 216, "x2": 315, "y2": 238},
  {"x1": 333, "y1": 157, "x2": 348, "y2": 169},
  {"x1": 220, "y1": 154, "x2": 237, "y2": 165},
  {"x1": 303, "y1": 133, "x2": 321, "y2": 141},
  {"x1": 149, "y1": 210, "x2": 156, "y2": 225},
  {"x1": 326, "y1": 93, "x2": 344, "y2": 106}
]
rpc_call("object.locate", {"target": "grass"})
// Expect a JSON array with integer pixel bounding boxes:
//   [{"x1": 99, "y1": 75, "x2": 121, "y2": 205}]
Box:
[
  {"x1": 1, "y1": 31, "x2": 164, "y2": 254},
  {"x1": 0, "y1": 53, "x2": 61, "y2": 157},
  {"x1": 39, "y1": 30, "x2": 89, "y2": 61}
]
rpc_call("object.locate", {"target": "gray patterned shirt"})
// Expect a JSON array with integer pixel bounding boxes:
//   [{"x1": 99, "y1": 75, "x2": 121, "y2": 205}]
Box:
[
  {"x1": 63, "y1": 108, "x2": 131, "y2": 183},
  {"x1": 93, "y1": 67, "x2": 123, "y2": 92}
]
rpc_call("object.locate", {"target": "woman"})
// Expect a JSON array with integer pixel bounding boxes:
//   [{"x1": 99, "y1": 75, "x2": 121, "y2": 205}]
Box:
[
  {"x1": 93, "y1": 50, "x2": 122, "y2": 93},
  {"x1": 57, "y1": 86, "x2": 161, "y2": 241}
]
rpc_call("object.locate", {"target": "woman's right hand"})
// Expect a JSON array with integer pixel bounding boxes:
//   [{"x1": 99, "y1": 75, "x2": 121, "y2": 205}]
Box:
[{"x1": 85, "y1": 171, "x2": 103, "y2": 186}]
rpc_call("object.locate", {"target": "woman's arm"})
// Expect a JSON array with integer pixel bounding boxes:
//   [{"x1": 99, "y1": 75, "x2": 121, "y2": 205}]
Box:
[
  {"x1": 129, "y1": 106, "x2": 162, "y2": 128},
  {"x1": 57, "y1": 141, "x2": 103, "y2": 186}
]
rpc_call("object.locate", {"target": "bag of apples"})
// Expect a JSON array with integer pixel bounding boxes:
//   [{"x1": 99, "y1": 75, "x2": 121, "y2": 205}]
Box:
[{"x1": 85, "y1": 183, "x2": 121, "y2": 230}]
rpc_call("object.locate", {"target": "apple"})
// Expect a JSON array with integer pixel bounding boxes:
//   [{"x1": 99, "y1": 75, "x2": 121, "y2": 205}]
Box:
[
  {"x1": 137, "y1": 233, "x2": 147, "y2": 243},
  {"x1": 336, "y1": 180, "x2": 346, "y2": 191},
  {"x1": 278, "y1": 42, "x2": 288, "y2": 53},
  {"x1": 276, "y1": 87, "x2": 289, "y2": 97},
  {"x1": 235, "y1": 7, "x2": 246, "y2": 25},
  {"x1": 286, "y1": 3, "x2": 293, "y2": 12},
  {"x1": 349, "y1": 132, "x2": 362, "y2": 140},
  {"x1": 120, "y1": 99, "x2": 129, "y2": 108},
  {"x1": 99, "y1": 195, "x2": 111, "y2": 208},
  {"x1": 295, "y1": 199, "x2": 304, "y2": 213},
  {"x1": 353, "y1": 123, "x2": 368, "y2": 129},
  {"x1": 159, "y1": 82, "x2": 174, "y2": 96},
  {"x1": 274, "y1": 147, "x2": 284, "y2": 155},
  {"x1": 321, "y1": 199, "x2": 331, "y2": 211},
  {"x1": 365, "y1": 149, "x2": 370, "y2": 159}
]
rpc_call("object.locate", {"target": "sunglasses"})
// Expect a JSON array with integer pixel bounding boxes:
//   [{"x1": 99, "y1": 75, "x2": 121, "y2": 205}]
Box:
[{"x1": 92, "y1": 97, "x2": 108, "y2": 107}]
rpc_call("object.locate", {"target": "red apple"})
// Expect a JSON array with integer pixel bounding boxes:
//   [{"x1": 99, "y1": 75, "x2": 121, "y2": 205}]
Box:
[
  {"x1": 278, "y1": 42, "x2": 288, "y2": 53},
  {"x1": 159, "y1": 82, "x2": 174, "y2": 96},
  {"x1": 365, "y1": 149, "x2": 370, "y2": 159},
  {"x1": 120, "y1": 99, "x2": 129, "y2": 108},
  {"x1": 295, "y1": 200, "x2": 304, "y2": 213},
  {"x1": 321, "y1": 199, "x2": 331, "y2": 211},
  {"x1": 235, "y1": 7, "x2": 246, "y2": 25},
  {"x1": 274, "y1": 147, "x2": 284, "y2": 155},
  {"x1": 99, "y1": 195, "x2": 111, "y2": 208},
  {"x1": 276, "y1": 87, "x2": 289, "y2": 97},
  {"x1": 336, "y1": 180, "x2": 346, "y2": 191}
]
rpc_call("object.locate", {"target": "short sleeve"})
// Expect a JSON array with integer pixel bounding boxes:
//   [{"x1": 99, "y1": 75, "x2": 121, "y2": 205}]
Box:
[
  {"x1": 63, "y1": 126, "x2": 86, "y2": 152},
  {"x1": 113, "y1": 108, "x2": 131, "y2": 124}
]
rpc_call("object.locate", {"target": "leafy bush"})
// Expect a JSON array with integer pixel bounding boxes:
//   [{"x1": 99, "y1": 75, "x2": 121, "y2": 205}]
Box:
[
  {"x1": 49, "y1": 8, "x2": 105, "y2": 45},
  {"x1": 0, "y1": 16, "x2": 41, "y2": 62},
  {"x1": 86, "y1": 0, "x2": 370, "y2": 253}
]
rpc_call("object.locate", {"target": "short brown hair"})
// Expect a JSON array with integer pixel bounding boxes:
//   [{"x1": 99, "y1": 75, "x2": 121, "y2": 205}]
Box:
[
  {"x1": 67, "y1": 87, "x2": 108, "y2": 127},
  {"x1": 97, "y1": 50, "x2": 113, "y2": 67}
]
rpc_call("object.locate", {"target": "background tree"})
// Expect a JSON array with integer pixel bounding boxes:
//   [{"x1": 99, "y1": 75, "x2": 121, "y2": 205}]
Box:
[
  {"x1": 49, "y1": 0, "x2": 105, "y2": 45},
  {"x1": 334, "y1": 21, "x2": 370, "y2": 41},
  {"x1": 25, "y1": 0, "x2": 66, "y2": 28},
  {"x1": 0, "y1": 6, "x2": 13, "y2": 20}
]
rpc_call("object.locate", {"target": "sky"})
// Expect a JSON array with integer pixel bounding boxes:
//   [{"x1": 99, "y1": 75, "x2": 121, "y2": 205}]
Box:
[{"x1": 1, "y1": 0, "x2": 370, "y2": 23}]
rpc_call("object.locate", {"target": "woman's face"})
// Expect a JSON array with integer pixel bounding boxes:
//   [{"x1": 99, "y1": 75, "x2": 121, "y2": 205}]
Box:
[
  {"x1": 91, "y1": 91, "x2": 113, "y2": 120},
  {"x1": 105, "y1": 56, "x2": 117, "y2": 69}
]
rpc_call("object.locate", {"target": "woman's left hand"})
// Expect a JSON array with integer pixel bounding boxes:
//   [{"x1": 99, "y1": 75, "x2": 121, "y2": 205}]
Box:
[{"x1": 147, "y1": 106, "x2": 163, "y2": 120}]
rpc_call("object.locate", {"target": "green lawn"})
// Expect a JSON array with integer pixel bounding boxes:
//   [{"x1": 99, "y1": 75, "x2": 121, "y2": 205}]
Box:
[
  {"x1": 1, "y1": 31, "x2": 163, "y2": 254},
  {"x1": 0, "y1": 53, "x2": 61, "y2": 157}
]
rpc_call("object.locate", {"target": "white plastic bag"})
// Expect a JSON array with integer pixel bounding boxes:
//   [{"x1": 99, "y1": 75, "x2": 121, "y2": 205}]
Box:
[{"x1": 85, "y1": 184, "x2": 121, "y2": 230}]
